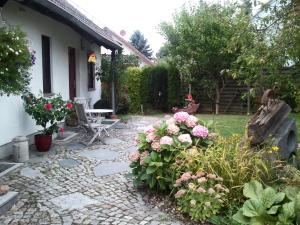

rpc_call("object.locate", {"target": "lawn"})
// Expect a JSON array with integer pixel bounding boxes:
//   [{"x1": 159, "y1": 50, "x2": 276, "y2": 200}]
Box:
[
  {"x1": 120, "y1": 113, "x2": 300, "y2": 139},
  {"x1": 197, "y1": 113, "x2": 300, "y2": 139}
]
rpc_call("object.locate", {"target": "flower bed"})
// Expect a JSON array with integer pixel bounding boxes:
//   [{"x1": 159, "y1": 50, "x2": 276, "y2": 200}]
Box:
[{"x1": 129, "y1": 112, "x2": 300, "y2": 224}]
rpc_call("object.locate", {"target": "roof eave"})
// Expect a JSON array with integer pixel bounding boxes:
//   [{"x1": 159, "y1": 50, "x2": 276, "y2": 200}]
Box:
[{"x1": 15, "y1": 0, "x2": 122, "y2": 51}]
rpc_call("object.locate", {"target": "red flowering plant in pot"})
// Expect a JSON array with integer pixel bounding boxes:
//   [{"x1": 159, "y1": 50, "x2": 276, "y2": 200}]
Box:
[{"x1": 22, "y1": 92, "x2": 74, "y2": 151}]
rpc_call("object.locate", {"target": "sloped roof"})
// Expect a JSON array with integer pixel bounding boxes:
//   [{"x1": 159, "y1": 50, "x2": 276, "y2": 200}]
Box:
[
  {"x1": 104, "y1": 27, "x2": 154, "y2": 66},
  {"x1": 14, "y1": 0, "x2": 122, "y2": 50}
]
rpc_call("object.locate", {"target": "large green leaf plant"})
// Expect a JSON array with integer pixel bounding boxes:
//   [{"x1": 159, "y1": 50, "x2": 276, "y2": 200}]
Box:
[{"x1": 233, "y1": 180, "x2": 300, "y2": 225}]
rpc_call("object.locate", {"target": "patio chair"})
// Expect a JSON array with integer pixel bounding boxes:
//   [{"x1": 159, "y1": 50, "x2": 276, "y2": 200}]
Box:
[
  {"x1": 75, "y1": 103, "x2": 109, "y2": 146},
  {"x1": 172, "y1": 102, "x2": 200, "y2": 115}
]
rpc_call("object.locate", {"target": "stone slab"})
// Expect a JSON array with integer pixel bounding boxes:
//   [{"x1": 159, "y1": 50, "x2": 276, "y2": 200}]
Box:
[
  {"x1": 50, "y1": 193, "x2": 98, "y2": 210},
  {"x1": 59, "y1": 159, "x2": 81, "y2": 168},
  {"x1": 66, "y1": 143, "x2": 86, "y2": 150},
  {"x1": 0, "y1": 163, "x2": 22, "y2": 178},
  {"x1": 125, "y1": 146, "x2": 138, "y2": 153},
  {"x1": 0, "y1": 192, "x2": 18, "y2": 215},
  {"x1": 102, "y1": 137, "x2": 125, "y2": 145},
  {"x1": 20, "y1": 167, "x2": 44, "y2": 179},
  {"x1": 94, "y1": 162, "x2": 130, "y2": 177},
  {"x1": 54, "y1": 131, "x2": 78, "y2": 143},
  {"x1": 78, "y1": 148, "x2": 118, "y2": 161},
  {"x1": 115, "y1": 123, "x2": 128, "y2": 129}
]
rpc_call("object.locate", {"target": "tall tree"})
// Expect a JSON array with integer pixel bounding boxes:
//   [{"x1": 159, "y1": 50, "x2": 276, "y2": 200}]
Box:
[
  {"x1": 229, "y1": 0, "x2": 300, "y2": 107},
  {"x1": 130, "y1": 30, "x2": 153, "y2": 59},
  {"x1": 159, "y1": 2, "x2": 242, "y2": 114}
]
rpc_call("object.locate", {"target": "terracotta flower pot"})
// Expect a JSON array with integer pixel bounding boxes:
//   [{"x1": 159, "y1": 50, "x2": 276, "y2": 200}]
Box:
[{"x1": 34, "y1": 134, "x2": 52, "y2": 152}]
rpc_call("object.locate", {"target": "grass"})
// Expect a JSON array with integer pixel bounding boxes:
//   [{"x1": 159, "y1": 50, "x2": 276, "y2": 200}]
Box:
[
  {"x1": 197, "y1": 114, "x2": 251, "y2": 137},
  {"x1": 119, "y1": 112, "x2": 300, "y2": 139},
  {"x1": 197, "y1": 113, "x2": 300, "y2": 139}
]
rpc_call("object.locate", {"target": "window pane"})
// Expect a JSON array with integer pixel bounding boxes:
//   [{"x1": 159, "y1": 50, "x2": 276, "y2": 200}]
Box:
[{"x1": 42, "y1": 35, "x2": 51, "y2": 93}]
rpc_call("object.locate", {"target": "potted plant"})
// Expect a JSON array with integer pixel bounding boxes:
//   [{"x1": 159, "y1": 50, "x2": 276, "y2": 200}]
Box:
[{"x1": 22, "y1": 92, "x2": 74, "y2": 151}]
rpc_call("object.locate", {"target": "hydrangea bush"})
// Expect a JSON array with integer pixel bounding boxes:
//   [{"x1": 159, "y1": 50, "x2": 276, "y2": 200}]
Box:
[
  {"x1": 174, "y1": 171, "x2": 229, "y2": 221},
  {"x1": 129, "y1": 112, "x2": 213, "y2": 190}
]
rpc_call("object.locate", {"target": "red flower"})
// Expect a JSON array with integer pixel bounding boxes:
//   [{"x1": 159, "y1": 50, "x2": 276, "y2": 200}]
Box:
[
  {"x1": 66, "y1": 103, "x2": 73, "y2": 109},
  {"x1": 59, "y1": 127, "x2": 64, "y2": 134},
  {"x1": 186, "y1": 93, "x2": 193, "y2": 100},
  {"x1": 44, "y1": 103, "x2": 52, "y2": 110}
]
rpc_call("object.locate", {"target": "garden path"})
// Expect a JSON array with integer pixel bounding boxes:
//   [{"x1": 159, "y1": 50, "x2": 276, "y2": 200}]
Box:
[{"x1": 0, "y1": 116, "x2": 189, "y2": 225}]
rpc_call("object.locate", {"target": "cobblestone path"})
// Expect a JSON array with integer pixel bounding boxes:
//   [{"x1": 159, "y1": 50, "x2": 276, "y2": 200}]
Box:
[{"x1": 0, "y1": 116, "x2": 187, "y2": 225}]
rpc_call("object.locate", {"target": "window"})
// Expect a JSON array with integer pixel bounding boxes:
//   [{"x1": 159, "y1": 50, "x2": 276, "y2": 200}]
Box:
[
  {"x1": 42, "y1": 35, "x2": 51, "y2": 93},
  {"x1": 87, "y1": 54, "x2": 95, "y2": 90}
]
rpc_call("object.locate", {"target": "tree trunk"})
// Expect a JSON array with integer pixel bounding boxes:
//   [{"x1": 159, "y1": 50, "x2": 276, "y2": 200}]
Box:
[{"x1": 215, "y1": 86, "x2": 220, "y2": 115}]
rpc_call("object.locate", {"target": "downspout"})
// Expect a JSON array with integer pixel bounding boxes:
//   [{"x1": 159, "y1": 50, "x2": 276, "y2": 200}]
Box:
[{"x1": 110, "y1": 50, "x2": 116, "y2": 115}]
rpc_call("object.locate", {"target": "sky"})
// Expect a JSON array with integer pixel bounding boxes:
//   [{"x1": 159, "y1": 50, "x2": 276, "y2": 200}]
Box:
[
  {"x1": 69, "y1": 0, "x2": 202, "y2": 54},
  {"x1": 69, "y1": 0, "x2": 268, "y2": 55}
]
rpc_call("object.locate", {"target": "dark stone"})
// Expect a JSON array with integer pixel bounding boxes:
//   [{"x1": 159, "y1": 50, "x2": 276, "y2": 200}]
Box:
[
  {"x1": 273, "y1": 118, "x2": 297, "y2": 159},
  {"x1": 247, "y1": 101, "x2": 291, "y2": 145}
]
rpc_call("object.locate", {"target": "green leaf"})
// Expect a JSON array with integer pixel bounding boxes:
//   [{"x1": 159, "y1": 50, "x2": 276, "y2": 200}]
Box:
[
  {"x1": 243, "y1": 180, "x2": 264, "y2": 199},
  {"x1": 261, "y1": 187, "x2": 285, "y2": 208},
  {"x1": 233, "y1": 209, "x2": 250, "y2": 224},
  {"x1": 242, "y1": 199, "x2": 264, "y2": 217},
  {"x1": 267, "y1": 205, "x2": 280, "y2": 215},
  {"x1": 284, "y1": 186, "x2": 300, "y2": 201},
  {"x1": 146, "y1": 166, "x2": 157, "y2": 174},
  {"x1": 150, "y1": 151, "x2": 158, "y2": 161},
  {"x1": 149, "y1": 162, "x2": 163, "y2": 167}
]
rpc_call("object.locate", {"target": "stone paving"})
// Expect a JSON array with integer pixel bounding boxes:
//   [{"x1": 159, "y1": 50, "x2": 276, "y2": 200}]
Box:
[{"x1": 0, "y1": 116, "x2": 189, "y2": 225}]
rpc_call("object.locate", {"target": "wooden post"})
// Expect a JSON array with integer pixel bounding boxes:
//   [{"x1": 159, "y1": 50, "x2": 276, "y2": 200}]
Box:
[
  {"x1": 110, "y1": 50, "x2": 116, "y2": 115},
  {"x1": 247, "y1": 85, "x2": 251, "y2": 115}
]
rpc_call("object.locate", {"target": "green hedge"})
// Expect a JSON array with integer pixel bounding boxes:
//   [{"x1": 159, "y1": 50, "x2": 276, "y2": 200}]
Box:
[{"x1": 125, "y1": 67, "x2": 143, "y2": 113}]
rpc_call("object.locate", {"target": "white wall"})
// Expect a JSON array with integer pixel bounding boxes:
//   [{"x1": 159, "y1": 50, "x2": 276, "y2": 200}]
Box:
[{"x1": 0, "y1": 1, "x2": 101, "y2": 156}]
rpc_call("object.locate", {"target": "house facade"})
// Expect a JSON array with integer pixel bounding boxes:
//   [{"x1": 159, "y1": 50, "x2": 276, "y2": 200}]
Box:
[
  {"x1": 0, "y1": 0, "x2": 122, "y2": 158},
  {"x1": 103, "y1": 27, "x2": 154, "y2": 67}
]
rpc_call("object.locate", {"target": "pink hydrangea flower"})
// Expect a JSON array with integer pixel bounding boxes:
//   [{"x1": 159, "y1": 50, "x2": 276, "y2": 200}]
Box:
[
  {"x1": 192, "y1": 125, "x2": 209, "y2": 138},
  {"x1": 129, "y1": 151, "x2": 140, "y2": 162},
  {"x1": 166, "y1": 117, "x2": 176, "y2": 125},
  {"x1": 160, "y1": 136, "x2": 173, "y2": 145},
  {"x1": 151, "y1": 141, "x2": 161, "y2": 152},
  {"x1": 208, "y1": 188, "x2": 216, "y2": 194},
  {"x1": 181, "y1": 172, "x2": 192, "y2": 181},
  {"x1": 174, "y1": 178, "x2": 182, "y2": 187},
  {"x1": 196, "y1": 187, "x2": 206, "y2": 193},
  {"x1": 185, "y1": 115, "x2": 198, "y2": 127},
  {"x1": 196, "y1": 172, "x2": 206, "y2": 178},
  {"x1": 175, "y1": 189, "x2": 186, "y2": 198},
  {"x1": 207, "y1": 173, "x2": 217, "y2": 179},
  {"x1": 178, "y1": 134, "x2": 192, "y2": 144},
  {"x1": 174, "y1": 112, "x2": 189, "y2": 123},
  {"x1": 144, "y1": 125, "x2": 155, "y2": 134},
  {"x1": 198, "y1": 177, "x2": 207, "y2": 183},
  {"x1": 167, "y1": 123, "x2": 180, "y2": 135},
  {"x1": 146, "y1": 133, "x2": 156, "y2": 143},
  {"x1": 188, "y1": 183, "x2": 196, "y2": 190}
]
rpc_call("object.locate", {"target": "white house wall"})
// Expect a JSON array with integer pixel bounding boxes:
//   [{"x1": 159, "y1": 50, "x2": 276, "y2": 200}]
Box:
[{"x1": 0, "y1": 1, "x2": 101, "y2": 156}]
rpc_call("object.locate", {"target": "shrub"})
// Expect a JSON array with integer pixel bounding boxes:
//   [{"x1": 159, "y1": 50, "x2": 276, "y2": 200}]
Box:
[
  {"x1": 129, "y1": 112, "x2": 212, "y2": 191},
  {"x1": 0, "y1": 26, "x2": 35, "y2": 96},
  {"x1": 174, "y1": 171, "x2": 229, "y2": 221},
  {"x1": 172, "y1": 135, "x2": 283, "y2": 202},
  {"x1": 22, "y1": 92, "x2": 74, "y2": 135},
  {"x1": 233, "y1": 180, "x2": 300, "y2": 225},
  {"x1": 124, "y1": 67, "x2": 143, "y2": 113}
]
